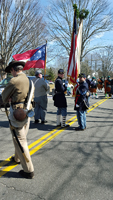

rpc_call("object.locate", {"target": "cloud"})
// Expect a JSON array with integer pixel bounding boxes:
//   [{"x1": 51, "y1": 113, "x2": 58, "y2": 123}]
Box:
[
  {"x1": 94, "y1": 32, "x2": 105, "y2": 39},
  {"x1": 103, "y1": 15, "x2": 110, "y2": 23}
]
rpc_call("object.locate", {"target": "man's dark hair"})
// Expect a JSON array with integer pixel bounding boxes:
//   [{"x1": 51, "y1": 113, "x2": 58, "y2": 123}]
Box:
[{"x1": 11, "y1": 65, "x2": 23, "y2": 72}]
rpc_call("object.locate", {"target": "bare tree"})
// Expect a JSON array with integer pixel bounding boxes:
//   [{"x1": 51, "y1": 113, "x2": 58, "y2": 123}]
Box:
[
  {"x1": 81, "y1": 59, "x2": 92, "y2": 76},
  {"x1": 96, "y1": 46, "x2": 113, "y2": 78},
  {"x1": 0, "y1": 0, "x2": 47, "y2": 78},
  {"x1": 82, "y1": 46, "x2": 113, "y2": 78},
  {"x1": 46, "y1": 0, "x2": 113, "y2": 60}
]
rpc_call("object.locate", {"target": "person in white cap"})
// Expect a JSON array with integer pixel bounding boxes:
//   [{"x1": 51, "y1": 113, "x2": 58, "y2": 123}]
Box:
[{"x1": 33, "y1": 70, "x2": 50, "y2": 124}]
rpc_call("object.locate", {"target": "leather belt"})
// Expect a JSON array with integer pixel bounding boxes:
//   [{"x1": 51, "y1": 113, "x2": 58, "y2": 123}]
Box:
[
  {"x1": 11, "y1": 102, "x2": 24, "y2": 106},
  {"x1": 56, "y1": 91, "x2": 62, "y2": 94}
]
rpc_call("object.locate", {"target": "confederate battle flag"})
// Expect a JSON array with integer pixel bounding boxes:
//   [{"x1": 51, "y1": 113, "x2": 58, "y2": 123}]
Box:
[{"x1": 13, "y1": 44, "x2": 46, "y2": 70}]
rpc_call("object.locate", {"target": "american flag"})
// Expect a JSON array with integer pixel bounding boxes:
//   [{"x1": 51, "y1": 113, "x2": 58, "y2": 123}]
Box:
[{"x1": 67, "y1": 10, "x2": 83, "y2": 86}]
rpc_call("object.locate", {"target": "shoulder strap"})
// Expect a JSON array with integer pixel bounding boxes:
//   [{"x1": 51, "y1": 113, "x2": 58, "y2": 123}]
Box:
[
  {"x1": 34, "y1": 78, "x2": 39, "y2": 85},
  {"x1": 24, "y1": 78, "x2": 34, "y2": 110},
  {"x1": 24, "y1": 78, "x2": 31, "y2": 106}
]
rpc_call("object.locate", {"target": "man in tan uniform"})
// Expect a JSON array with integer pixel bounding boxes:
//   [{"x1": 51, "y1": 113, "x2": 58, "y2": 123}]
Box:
[{"x1": 2, "y1": 61, "x2": 34, "y2": 179}]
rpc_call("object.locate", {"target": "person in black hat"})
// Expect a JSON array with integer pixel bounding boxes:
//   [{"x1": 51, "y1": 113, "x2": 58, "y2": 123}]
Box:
[
  {"x1": 2, "y1": 60, "x2": 34, "y2": 179},
  {"x1": 32, "y1": 70, "x2": 50, "y2": 124},
  {"x1": 35, "y1": 70, "x2": 42, "y2": 77},
  {"x1": 74, "y1": 73, "x2": 89, "y2": 131},
  {"x1": 53, "y1": 69, "x2": 69, "y2": 127}
]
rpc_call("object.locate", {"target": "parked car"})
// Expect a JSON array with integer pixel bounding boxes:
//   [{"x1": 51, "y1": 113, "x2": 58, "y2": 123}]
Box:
[
  {"x1": 0, "y1": 77, "x2": 13, "y2": 107},
  {"x1": 49, "y1": 81, "x2": 54, "y2": 84},
  {"x1": 27, "y1": 76, "x2": 35, "y2": 81},
  {"x1": 28, "y1": 76, "x2": 50, "y2": 94},
  {"x1": 28, "y1": 76, "x2": 50, "y2": 84},
  {"x1": 0, "y1": 75, "x2": 50, "y2": 108},
  {"x1": 0, "y1": 77, "x2": 12, "y2": 88}
]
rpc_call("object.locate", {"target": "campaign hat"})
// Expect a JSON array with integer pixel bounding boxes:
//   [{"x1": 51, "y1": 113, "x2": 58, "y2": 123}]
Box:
[
  {"x1": 58, "y1": 69, "x2": 64, "y2": 74},
  {"x1": 5, "y1": 60, "x2": 25, "y2": 73},
  {"x1": 78, "y1": 73, "x2": 86, "y2": 78}
]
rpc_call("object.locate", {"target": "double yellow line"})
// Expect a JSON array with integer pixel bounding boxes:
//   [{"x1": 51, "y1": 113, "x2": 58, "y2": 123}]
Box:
[{"x1": 0, "y1": 97, "x2": 109, "y2": 177}]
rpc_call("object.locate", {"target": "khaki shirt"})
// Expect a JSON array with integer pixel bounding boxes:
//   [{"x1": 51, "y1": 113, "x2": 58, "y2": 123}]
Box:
[
  {"x1": 2, "y1": 72, "x2": 32, "y2": 103},
  {"x1": 2, "y1": 72, "x2": 34, "y2": 128}
]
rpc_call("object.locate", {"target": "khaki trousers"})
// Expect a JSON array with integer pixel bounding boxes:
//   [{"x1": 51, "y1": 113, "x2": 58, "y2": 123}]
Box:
[{"x1": 10, "y1": 118, "x2": 34, "y2": 173}]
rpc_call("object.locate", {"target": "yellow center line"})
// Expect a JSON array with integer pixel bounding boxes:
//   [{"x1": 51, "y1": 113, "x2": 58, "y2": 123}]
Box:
[
  {"x1": 29, "y1": 98, "x2": 109, "y2": 156},
  {"x1": 0, "y1": 97, "x2": 109, "y2": 177},
  {"x1": 28, "y1": 127, "x2": 61, "y2": 149}
]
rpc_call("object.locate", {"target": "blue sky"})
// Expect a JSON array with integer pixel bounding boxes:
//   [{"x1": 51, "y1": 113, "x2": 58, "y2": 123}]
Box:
[
  {"x1": 91, "y1": 0, "x2": 113, "y2": 47},
  {"x1": 40, "y1": 0, "x2": 113, "y2": 48},
  {"x1": 40, "y1": 0, "x2": 49, "y2": 6}
]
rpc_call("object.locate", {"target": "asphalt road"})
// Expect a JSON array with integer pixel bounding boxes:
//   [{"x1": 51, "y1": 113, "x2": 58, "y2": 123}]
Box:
[{"x1": 0, "y1": 92, "x2": 113, "y2": 200}]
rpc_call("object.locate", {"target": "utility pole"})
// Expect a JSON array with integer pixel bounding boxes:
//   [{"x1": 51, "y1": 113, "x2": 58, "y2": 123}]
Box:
[{"x1": 91, "y1": 54, "x2": 92, "y2": 71}]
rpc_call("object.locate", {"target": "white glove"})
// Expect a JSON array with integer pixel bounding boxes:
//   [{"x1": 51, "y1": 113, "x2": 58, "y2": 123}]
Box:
[
  {"x1": 76, "y1": 104, "x2": 79, "y2": 107},
  {"x1": 86, "y1": 92, "x2": 90, "y2": 97}
]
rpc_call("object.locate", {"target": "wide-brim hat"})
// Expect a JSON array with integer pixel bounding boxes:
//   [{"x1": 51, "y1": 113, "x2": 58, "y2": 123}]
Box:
[{"x1": 5, "y1": 60, "x2": 26, "y2": 73}]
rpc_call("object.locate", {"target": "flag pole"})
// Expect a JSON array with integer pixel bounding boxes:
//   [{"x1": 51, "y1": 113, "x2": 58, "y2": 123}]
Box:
[
  {"x1": 76, "y1": 19, "x2": 83, "y2": 76},
  {"x1": 71, "y1": 9, "x2": 76, "y2": 97},
  {"x1": 44, "y1": 41, "x2": 47, "y2": 80}
]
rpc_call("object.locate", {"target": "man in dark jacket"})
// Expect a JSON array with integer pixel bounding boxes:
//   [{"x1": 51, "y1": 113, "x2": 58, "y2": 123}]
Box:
[
  {"x1": 74, "y1": 73, "x2": 89, "y2": 131},
  {"x1": 54, "y1": 69, "x2": 69, "y2": 127}
]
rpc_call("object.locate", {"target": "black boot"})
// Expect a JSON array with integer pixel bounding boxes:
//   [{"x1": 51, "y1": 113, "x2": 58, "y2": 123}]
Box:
[
  {"x1": 41, "y1": 120, "x2": 48, "y2": 124},
  {"x1": 19, "y1": 170, "x2": 34, "y2": 179},
  {"x1": 35, "y1": 119, "x2": 40, "y2": 123}
]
